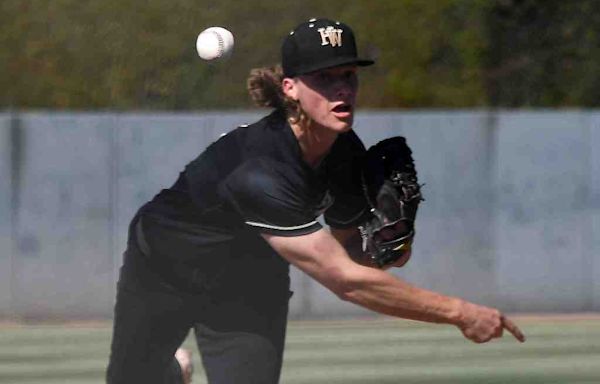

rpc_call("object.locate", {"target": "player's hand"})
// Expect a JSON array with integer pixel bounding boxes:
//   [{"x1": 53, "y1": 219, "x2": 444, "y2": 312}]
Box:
[{"x1": 455, "y1": 300, "x2": 526, "y2": 343}]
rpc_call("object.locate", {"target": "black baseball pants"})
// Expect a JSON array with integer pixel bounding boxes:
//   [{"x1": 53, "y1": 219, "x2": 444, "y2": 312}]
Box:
[{"x1": 106, "y1": 222, "x2": 290, "y2": 384}]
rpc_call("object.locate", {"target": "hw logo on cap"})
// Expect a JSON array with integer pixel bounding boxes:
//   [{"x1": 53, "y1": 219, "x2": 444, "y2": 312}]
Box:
[
  {"x1": 318, "y1": 26, "x2": 343, "y2": 47},
  {"x1": 281, "y1": 18, "x2": 374, "y2": 77}
]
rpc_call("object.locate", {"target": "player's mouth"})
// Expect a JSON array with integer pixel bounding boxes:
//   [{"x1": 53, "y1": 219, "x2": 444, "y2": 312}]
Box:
[{"x1": 331, "y1": 103, "x2": 353, "y2": 118}]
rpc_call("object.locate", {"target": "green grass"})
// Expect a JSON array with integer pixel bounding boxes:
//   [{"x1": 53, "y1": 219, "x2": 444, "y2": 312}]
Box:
[{"x1": 1, "y1": 317, "x2": 599, "y2": 383}]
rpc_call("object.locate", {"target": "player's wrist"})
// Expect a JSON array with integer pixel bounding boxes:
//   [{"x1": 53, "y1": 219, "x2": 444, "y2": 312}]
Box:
[{"x1": 446, "y1": 297, "x2": 467, "y2": 326}]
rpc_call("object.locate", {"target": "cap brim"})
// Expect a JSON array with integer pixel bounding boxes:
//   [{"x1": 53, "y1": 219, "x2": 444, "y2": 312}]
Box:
[{"x1": 288, "y1": 57, "x2": 375, "y2": 77}]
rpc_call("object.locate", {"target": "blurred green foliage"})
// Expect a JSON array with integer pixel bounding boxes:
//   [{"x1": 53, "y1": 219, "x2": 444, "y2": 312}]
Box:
[
  {"x1": 1, "y1": 0, "x2": 599, "y2": 110},
  {"x1": 485, "y1": 0, "x2": 600, "y2": 107}
]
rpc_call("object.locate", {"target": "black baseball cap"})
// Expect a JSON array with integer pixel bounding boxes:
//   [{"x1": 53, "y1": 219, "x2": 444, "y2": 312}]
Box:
[{"x1": 281, "y1": 18, "x2": 375, "y2": 77}]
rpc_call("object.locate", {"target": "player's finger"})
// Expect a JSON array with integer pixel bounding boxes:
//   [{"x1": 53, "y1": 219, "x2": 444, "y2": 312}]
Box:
[
  {"x1": 493, "y1": 324, "x2": 503, "y2": 339},
  {"x1": 501, "y1": 315, "x2": 526, "y2": 342}
]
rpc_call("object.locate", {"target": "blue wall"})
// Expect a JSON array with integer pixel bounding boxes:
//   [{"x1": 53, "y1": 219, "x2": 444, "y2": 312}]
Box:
[{"x1": 0, "y1": 110, "x2": 598, "y2": 319}]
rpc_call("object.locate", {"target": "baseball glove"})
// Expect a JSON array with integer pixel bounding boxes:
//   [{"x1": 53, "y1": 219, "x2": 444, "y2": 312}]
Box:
[{"x1": 359, "y1": 137, "x2": 423, "y2": 268}]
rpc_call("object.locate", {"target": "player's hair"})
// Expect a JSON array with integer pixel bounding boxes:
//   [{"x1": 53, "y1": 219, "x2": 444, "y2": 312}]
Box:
[{"x1": 247, "y1": 65, "x2": 308, "y2": 125}]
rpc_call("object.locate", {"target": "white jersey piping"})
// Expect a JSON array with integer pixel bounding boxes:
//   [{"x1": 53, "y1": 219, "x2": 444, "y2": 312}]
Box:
[{"x1": 245, "y1": 220, "x2": 318, "y2": 231}]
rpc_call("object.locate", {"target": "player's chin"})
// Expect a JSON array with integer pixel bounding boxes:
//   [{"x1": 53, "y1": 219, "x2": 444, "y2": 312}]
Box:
[{"x1": 329, "y1": 115, "x2": 354, "y2": 132}]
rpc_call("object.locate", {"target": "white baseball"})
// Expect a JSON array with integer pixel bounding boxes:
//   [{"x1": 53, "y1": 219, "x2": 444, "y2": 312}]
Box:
[{"x1": 196, "y1": 27, "x2": 234, "y2": 61}]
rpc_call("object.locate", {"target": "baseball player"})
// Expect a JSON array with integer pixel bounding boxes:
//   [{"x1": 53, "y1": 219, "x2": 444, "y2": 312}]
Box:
[{"x1": 106, "y1": 18, "x2": 525, "y2": 384}]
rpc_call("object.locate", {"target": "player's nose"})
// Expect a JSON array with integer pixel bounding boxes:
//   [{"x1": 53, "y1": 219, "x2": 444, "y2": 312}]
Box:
[{"x1": 334, "y1": 81, "x2": 355, "y2": 99}]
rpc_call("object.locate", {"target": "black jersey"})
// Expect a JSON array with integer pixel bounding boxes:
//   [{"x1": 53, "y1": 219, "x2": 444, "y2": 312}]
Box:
[{"x1": 135, "y1": 110, "x2": 369, "y2": 288}]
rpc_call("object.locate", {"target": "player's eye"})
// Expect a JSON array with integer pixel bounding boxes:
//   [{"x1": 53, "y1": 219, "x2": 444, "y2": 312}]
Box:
[
  {"x1": 343, "y1": 70, "x2": 356, "y2": 79},
  {"x1": 317, "y1": 72, "x2": 334, "y2": 83}
]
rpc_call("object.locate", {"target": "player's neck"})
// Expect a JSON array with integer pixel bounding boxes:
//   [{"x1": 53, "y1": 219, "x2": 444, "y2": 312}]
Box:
[{"x1": 290, "y1": 120, "x2": 338, "y2": 168}]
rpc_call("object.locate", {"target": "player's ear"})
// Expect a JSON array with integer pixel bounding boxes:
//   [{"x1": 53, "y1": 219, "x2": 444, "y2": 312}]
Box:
[{"x1": 282, "y1": 77, "x2": 298, "y2": 101}]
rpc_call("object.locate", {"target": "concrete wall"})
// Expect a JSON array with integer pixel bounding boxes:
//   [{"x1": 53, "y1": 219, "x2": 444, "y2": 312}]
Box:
[
  {"x1": 7, "y1": 113, "x2": 115, "y2": 318},
  {"x1": 494, "y1": 112, "x2": 592, "y2": 311},
  {"x1": 0, "y1": 110, "x2": 598, "y2": 319},
  {"x1": 0, "y1": 114, "x2": 13, "y2": 317}
]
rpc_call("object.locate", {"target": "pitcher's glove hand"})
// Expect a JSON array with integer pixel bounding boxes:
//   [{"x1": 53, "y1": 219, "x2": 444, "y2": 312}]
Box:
[{"x1": 359, "y1": 137, "x2": 423, "y2": 268}]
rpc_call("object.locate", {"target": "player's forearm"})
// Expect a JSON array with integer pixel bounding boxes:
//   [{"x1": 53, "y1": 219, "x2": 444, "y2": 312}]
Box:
[
  {"x1": 266, "y1": 229, "x2": 460, "y2": 325},
  {"x1": 339, "y1": 267, "x2": 463, "y2": 325},
  {"x1": 265, "y1": 230, "x2": 525, "y2": 343}
]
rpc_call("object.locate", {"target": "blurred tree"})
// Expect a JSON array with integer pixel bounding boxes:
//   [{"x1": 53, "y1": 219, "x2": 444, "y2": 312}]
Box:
[
  {"x1": 346, "y1": 0, "x2": 489, "y2": 108},
  {"x1": 484, "y1": 0, "x2": 600, "y2": 107},
  {"x1": 2, "y1": 0, "x2": 600, "y2": 109},
  {"x1": 0, "y1": 0, "x2": 353, "y2": 109}
]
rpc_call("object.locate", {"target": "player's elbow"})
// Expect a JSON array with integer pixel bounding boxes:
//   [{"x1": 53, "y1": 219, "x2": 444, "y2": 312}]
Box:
[{"x1": 323, "y1": 265, "x2": 367, "y2": 302}]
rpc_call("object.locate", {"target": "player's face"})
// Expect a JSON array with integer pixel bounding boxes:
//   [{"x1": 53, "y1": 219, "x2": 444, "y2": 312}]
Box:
[{"x1": 285, "y1": 65, "x2": 358, "y2": 133}]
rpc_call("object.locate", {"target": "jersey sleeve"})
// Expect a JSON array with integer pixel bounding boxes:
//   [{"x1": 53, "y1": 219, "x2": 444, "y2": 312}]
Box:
[
  {"x1": 323, "y1": 131, "x2": 371, "y2": 229},
  {"x1": 219, "y1": 158, "x2": 323, "y2": 237}
]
